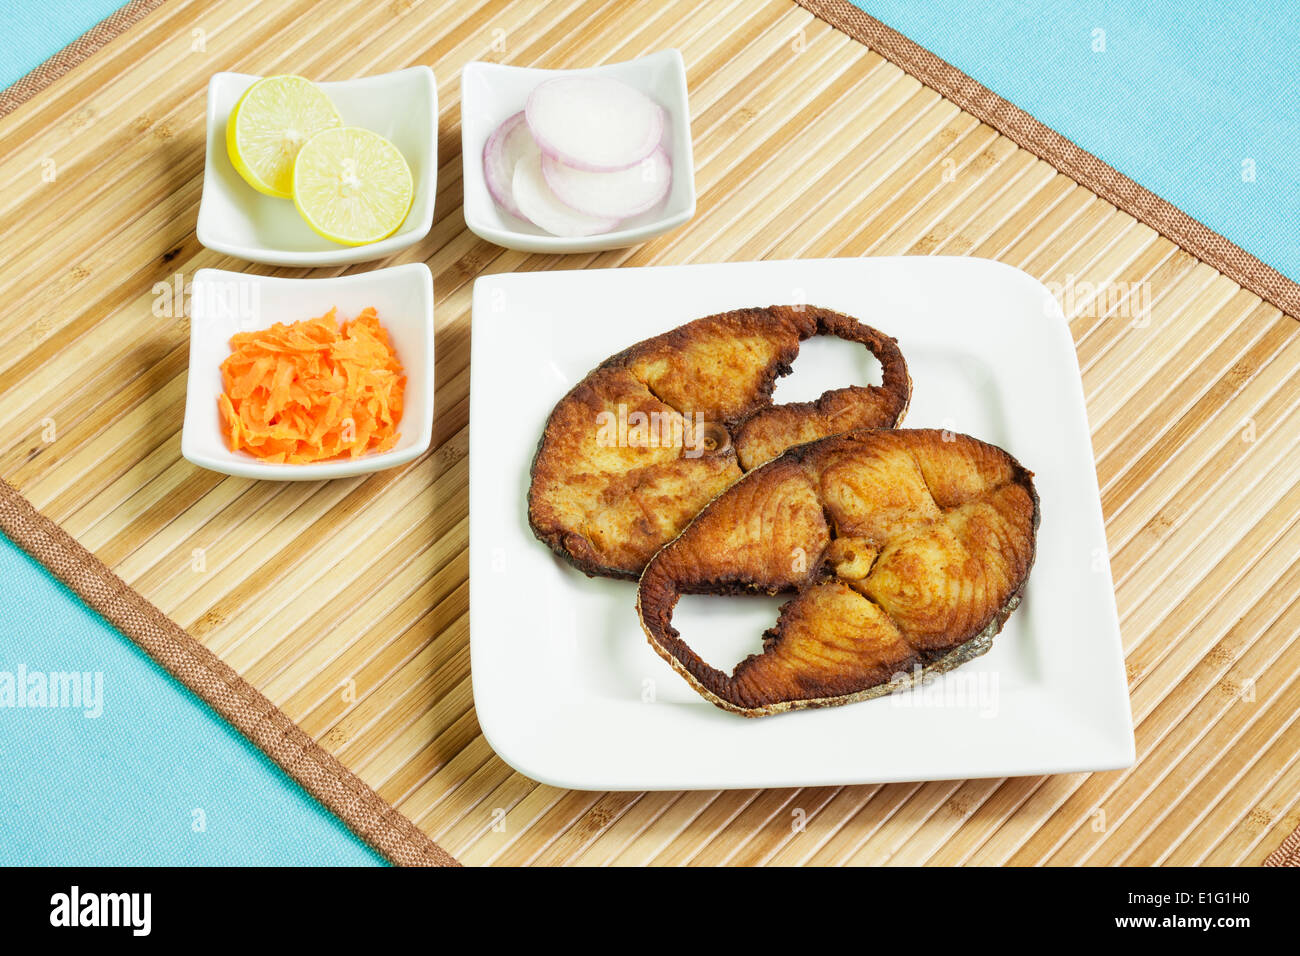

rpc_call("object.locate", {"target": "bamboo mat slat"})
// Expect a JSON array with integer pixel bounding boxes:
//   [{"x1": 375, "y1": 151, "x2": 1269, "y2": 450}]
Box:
[{"x1": 2, "y1": 0, "x2": 1296, "y2": 866}]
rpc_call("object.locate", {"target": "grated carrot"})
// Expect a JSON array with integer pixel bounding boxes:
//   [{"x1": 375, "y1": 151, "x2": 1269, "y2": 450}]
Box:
[{"x1": 218, "y1": 307, "x2": 405, "y2": 464}]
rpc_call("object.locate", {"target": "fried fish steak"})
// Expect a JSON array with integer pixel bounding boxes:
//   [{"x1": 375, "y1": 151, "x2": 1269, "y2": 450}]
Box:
[
  {"x1": 636, "y1": 429, "x2": 1039, "y2": 717},
  {"x1": 528, "y1": 306, "x2": 912, "y2": 578}
]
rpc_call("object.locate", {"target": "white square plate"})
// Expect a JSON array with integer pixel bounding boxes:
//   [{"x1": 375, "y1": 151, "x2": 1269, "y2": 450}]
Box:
[
  {"x1": 197, "y1": 68, "x2": 437, "y2": 266},
  {"x1": 460, "y1": 50, "x2": 696, "y2": 254},
  {"x1": 469, "y1": 257, "x2": 1134, "y2": 791},
  {"x1": 182, "y1": 263, "x2": 434, "y2": 480}
]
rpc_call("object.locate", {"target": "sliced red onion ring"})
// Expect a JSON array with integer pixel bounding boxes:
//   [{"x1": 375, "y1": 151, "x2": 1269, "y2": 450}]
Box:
[
  {"x1": 482, "y1": 111, "x2": 539, "y2": 221},
  {"x1": 511, "y1": 153, "x2": 619, "y2": 237},
  {"x1": 541, "y1": 147, "x2": 671, "y2": 220},
  {"x1": 525, "y1": 76, "x2": 665, "y2": 172}
]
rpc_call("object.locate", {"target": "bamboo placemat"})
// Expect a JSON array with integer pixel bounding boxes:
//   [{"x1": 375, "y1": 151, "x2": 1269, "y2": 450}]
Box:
[{"x1": 1, "y1": 0, "x2": 1296, "y2": 866}]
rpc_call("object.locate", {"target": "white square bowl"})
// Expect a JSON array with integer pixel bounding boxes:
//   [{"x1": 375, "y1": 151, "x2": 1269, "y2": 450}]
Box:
[
  {"x1": 197, "y1": 67, "x2": 438, "y2": 267},
  {"x1": 460, "y1": 49, "x2": 696, "y2": 254},
  {"x1": 469, "y1": 257, "x2": 1135, "y2": 791},
  {"x1": 181, "y1": 263, "x2": 434, "y2": 480}
]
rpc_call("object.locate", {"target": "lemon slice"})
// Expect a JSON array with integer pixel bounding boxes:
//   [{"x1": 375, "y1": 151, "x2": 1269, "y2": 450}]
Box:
[
  {"x1": 292, "y1": 127, "x2": 414, "y2": 245},
  {"x1": 226, "y1": 75, "x2": 342, "y2": 198}
]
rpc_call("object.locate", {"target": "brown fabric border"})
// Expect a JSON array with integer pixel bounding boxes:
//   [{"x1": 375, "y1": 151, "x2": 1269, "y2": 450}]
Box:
[
  {"x1": 0, "y1": 479, "x2": 459, "y2": 867},
  {"x1": 0, "y1": 0, "x2": 169, "y2": 118},
  {"x1": 1264, "y1": 827, "x2": 1300, "y2": 867},
  {"x1": 795, "y1": 0, "x2": 1300, "y2": 319}
]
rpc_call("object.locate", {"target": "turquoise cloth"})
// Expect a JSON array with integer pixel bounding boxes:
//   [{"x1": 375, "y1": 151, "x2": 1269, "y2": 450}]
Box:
[
  {"x1": 1, "y1": 0, "x2": 1293, "y2": 866},
  {"x1": 851, "y1": 0, "x2": 1299, "y2": 281},
  {"x1": 0, "y1": 0, "x2": 132, "y2": 88},
  {"x1": 0, "y1": 534, "x2": 384, "y2": 866}
]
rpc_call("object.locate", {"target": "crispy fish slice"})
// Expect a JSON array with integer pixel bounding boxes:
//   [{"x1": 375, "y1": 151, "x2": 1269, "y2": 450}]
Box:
[
  {"x1": 528, "y1": 306, "x2": 912, "y2": 578},
  {"x1": 636, "y1": 429, "x2": 1039, "y2": 717}
]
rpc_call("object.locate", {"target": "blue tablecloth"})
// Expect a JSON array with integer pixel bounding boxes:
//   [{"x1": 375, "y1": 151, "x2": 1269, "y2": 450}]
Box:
[
  {"x1": 852, "y1": 0, "x2": 1299, "y2": 282},
  {"x1": 0, "y1": 0, "x2": 131, "y2": 88},
  {"x1": 0, "y1": 535, "x2": 383, "y2": 866}
]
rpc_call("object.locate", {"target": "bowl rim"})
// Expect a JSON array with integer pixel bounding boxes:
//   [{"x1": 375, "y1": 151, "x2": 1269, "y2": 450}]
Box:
[
  {"x1": 180, "y1": 262, "x2": 435, "y2": 480},
  {"x1": 459, "y1": 49, "x2": 696, "y2": 252},
  {"x1": 196, "y1": 66, "x2": 438, "y2": 267}
]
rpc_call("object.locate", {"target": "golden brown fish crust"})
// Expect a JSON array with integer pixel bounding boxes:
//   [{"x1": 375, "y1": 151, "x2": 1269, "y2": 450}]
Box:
[
  {"x1": 636, "y1": 429, "x2": 1039, "y2": 717},
  {"x1": 528, "y1": 306, "x2": 912, "y2": 578}
]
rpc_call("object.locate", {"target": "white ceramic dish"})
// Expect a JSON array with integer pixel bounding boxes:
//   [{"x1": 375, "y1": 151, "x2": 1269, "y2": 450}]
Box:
[
  {"x1": 460, "y1": 50, "x2": 696, "y2": 254},
  {"x1": 469, "y1": 257, "x2": 1134, "y2": 791},
  {"x1": 182, "y1": 263, "x2": 434, "y2": 480},
  {"x1": 197, "y1": 68, "x2": 438, "y2": 266}
]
